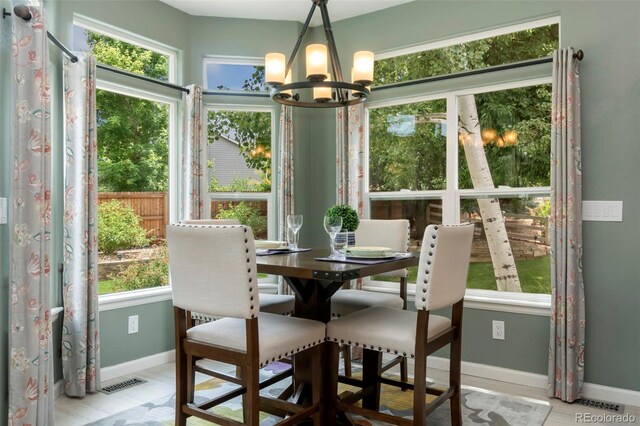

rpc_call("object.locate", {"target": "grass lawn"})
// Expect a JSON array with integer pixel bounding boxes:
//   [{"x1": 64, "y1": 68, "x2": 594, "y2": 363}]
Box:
[{"x1": 375, "y1": 256, "x2": 550, "y2": 294}]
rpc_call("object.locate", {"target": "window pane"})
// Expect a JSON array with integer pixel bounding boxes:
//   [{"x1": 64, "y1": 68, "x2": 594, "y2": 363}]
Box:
[
  {"x1": 368, "y1": 99, "x2": 446, "y2": 192},
  {"x1": 97, "y1": 90, "x2": 170, "y2": 295},
  {"x1": 72, "y1": 24, "x2": 169, "y2": 81},
  {"x1": 375, "y1": 24, "x2": 558, "y2": 86},
  {"x1": 461, "y1": 195, "x2": 551, "y2": 294},
  {"x1": 206, "y1": 63, "x2": 267, "y2": 92},
  {"x1": 207, "y1": 110, "x2": 272, "y2": 192},
  {"x1": 458, "y1": 84, "x2": 552, "y2": 189},
  {"x1": 210, "y1": 200, "x2": 268, "y2": 240},
  {"x1": 369, "y1": 199, "x2": 443, "y2": 284}
]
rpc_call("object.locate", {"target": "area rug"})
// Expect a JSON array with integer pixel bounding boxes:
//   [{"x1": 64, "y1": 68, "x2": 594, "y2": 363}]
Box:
[{"x1": 86, "y1": 362, "x2": 551, "y2": 425}]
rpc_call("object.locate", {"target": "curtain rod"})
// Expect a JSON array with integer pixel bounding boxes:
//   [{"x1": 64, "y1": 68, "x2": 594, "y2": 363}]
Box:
[
  {"x1": 373, "y1": 50, "x2": 583, "y2": 93},
  {"x1": 96, "y1": 63, "x2": 190, "y2": 94}
]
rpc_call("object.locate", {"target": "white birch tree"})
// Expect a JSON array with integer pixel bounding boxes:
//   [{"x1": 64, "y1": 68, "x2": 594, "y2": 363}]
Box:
[{"x1": 458, "y1": 95, "x2": 522, "y2": 292}]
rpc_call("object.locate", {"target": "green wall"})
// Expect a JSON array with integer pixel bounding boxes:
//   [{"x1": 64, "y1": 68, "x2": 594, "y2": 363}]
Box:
[{"x1": 1, "y1": 3, "x2": 638, "y2": 423}]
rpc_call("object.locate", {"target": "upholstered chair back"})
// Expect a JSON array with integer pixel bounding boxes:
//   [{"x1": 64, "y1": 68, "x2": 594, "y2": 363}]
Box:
[
  {"x1": 183, "y1": 219, "x2": 241, "y2": 225},
  {"x1": 355, "y1": 219, "x2": 410, "y2": 278},
  {"x1": 167, "y1": 224, "x2": 259, "y2": 319},
  {"x1": 415, "y1": 223, "x2": 474, "y2": 311}
]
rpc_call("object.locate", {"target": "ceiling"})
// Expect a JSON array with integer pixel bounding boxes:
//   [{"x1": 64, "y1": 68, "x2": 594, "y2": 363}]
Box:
[{"x1": 158, "y1": 0, "x2": 413, "y2": 26}]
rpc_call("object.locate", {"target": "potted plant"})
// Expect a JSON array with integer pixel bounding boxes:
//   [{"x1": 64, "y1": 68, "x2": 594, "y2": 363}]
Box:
[{"x1": 325, "y1": 204, "x2": 359, "y2": 245}]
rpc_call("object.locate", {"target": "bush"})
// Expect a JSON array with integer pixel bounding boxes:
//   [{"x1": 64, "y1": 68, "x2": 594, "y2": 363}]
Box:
[
  {"x1": 325, "y1": 205, "x2": 360, "y2": 232},
  {"x1": 216, "y1": 202, "x2": 267, "y2": 236},
  {"x1": 98, "y1": 200, "x2": 150, "y2": 254},
  {"x1": 112, "y1": 244, "x2": 168, "y2": 292}
]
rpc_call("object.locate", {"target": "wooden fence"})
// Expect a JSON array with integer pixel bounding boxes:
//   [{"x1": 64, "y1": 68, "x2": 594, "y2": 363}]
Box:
[{"x1": 98, "y1": 192, "x2": 168, "y2": 239}]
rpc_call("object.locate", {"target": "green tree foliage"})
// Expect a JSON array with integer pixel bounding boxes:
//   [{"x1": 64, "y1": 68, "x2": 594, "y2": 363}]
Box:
[
  {"x1": 371, "y1": 25, "x2": 558, "y2": 212},
  {"x1": 111, "y1": 244, "x2": 169, "y2": 292},
  {"x1": 207, "y1": 110, "x2": 272, "y2": 186},
  {"x1": 97, "y1": 200, "x2": 150, "y2": 253},
  {"x1": 85, "y1": 30, "x2": 170, "y2": 192},
  {"x1": 216, "y1": 202, "x2": 268, "y2": 237}
]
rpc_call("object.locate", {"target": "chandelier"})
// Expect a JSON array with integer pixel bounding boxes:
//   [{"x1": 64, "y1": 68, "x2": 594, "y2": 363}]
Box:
[{"x1": 264, "y1": 0, "x2": 374, "y2": 108}]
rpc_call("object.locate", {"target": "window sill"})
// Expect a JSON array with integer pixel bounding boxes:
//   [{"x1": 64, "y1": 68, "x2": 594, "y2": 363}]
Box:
[
  {"x1": 363, "y1": 281, "x2": 551, "y2": 317},
  {"x1": 98, "y1": 283, "x2": 280, "y2": 311}
]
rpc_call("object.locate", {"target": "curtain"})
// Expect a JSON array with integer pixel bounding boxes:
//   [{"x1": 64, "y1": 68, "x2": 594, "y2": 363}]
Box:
[
  {"x1": 278, "y1": 106, "x2": 294, "y2": 295},
  {"x1": 61, "y1": 53, "x2": 100, "y2": 397},
  {"x1": 336, "y1": 104, "x2": 365, "y2": 215},
  {"x1": 548, "y1": 47, "x2": 585, "y2": 402},
  {"x1": 181, "y1": 84, "x2": 206, "y2": 220},
  {"x1": 8, "y1": 5, "x2": 55, "y2": 424},
  {"x1": 336, "y1": 104, "x2": 365, "y2": 290}
]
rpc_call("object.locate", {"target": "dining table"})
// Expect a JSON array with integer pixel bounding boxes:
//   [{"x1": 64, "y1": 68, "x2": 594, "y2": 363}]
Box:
[{"x1": 256, "y1": 248, "x2": 419, "y2": 424}]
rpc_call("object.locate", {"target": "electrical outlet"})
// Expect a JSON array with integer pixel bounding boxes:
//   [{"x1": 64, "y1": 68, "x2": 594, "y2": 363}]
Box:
[
  {"x1": 128, "y1": 315, "x2": 139, "y2": 334},
  {"x1": 492, "y1": 320, "x2": 505, "y2": 340}
]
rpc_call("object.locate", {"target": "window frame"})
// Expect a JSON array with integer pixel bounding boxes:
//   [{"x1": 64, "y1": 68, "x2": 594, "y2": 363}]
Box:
[
  {"x1": 70, "y1": 17, "x2": 180, "y2": 308},
  {"x1": 202, "y1": 55, "x2": 268, "y2": 93},
  {"x1": 205, "y1": 103, "x2": 279, "y2": 290},
  {"x1": 73, "y1": 14, "x2": 178, "y2": 83},
  {"x1": 363, "y1": 76, "x2": 554, "y2": 316}
]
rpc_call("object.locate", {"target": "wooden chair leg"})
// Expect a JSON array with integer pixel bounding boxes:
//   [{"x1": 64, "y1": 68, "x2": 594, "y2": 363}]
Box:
[
  {"x1": 450, "y1": 305, "x2": 464, "y2": 426},
  {"x1": 362, "y1": 348, "x2": 382, "y2": 410},
  {"x1": 413, "y1": 354, "x2": 427, "y2": 426},
  {"x1": 326, "y1": 342, "x2": 340, "y2": 425},
  {"x1": 400, "y1": 357, "x2": 409, "y2": 390},
  {"x1": 342, "y1": 345, "x2": 352, "y2": 377},
  {"x1": 245, "y1": 363, "x2": 260, "y2": 426},
  {"x1": 311, "y1": 345, "x2": 323, "y2": 426},
  {"x1": 175, "y1": 347, "x2": 188, "y2": 426}
]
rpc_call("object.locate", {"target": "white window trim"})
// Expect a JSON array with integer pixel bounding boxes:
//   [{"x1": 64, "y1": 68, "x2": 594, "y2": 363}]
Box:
[
  {"x1": 95, "y1": 82, "x2": 178, "y2": 307},
  {"x1": 375, "y1": 16, "x2": 560, "y2": 61},
  {"x1": 203, "y1": 56, "x2": 267, "y2": 93},
  {"x1": 73, "y1": 14, "x2": 178, "y2": 83},
  {"x1": 363, "y1": 77, "x2": 554, "y2": 312}
]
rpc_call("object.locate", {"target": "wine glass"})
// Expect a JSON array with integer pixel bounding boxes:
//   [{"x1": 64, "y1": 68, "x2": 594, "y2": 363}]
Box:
[
  {"x1": 286, "y1": 214, "x2": 303, "y2": 250},
  {"x1": 323, "y1": 215, "x2": 343, "y2": 258}
]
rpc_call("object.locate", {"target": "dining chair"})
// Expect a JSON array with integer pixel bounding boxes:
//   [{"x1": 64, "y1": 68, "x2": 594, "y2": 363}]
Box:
[
  {"x1": 325, "y1": 223, "x2": 475, "y2": 426},
  {"x1": 183, "y1": 218, "x2": 295, "y2": 318},
  {"x1": 331, "y1": 219, "x2": 410, "y2": 380},
  {"x1": 168, "y1": 224, "x2": 325, "y2": 426}
]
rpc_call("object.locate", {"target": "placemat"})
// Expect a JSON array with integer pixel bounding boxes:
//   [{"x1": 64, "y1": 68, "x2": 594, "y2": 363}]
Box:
[
  {"x1": 314, "y1": 253, "x2": 414, "y2": 265},
  {"x1": 256, "y1": 248, "x2": 311, "y2": 256}
]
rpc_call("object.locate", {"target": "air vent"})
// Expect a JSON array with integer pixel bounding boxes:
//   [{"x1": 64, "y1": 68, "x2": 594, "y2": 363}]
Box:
[
  {"x1": 573, "y1": 398, "x2": 624, "y2": 413},
  {"x1": 99, "y1": 377, "x2": 147, "y2": 394}
]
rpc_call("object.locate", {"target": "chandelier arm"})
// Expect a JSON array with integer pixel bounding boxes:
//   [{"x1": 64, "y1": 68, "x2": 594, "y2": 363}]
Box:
[
  {"x1": 318, "y1": 0, "x2": 346, "y2": 103},
  {"x1": 284, "y1": 1, "x2": 318, "y2": 77}
]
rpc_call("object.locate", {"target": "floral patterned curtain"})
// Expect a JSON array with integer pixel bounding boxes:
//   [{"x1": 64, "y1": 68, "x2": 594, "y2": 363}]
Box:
[
  {"x1": 336, "y1": 104, "x2": 365, "y2": 290},
  {"x1": 61, "y1": 53, "x2": 100, "y2": 397},
  {"x1": 336, "y1": 104, "x2": 365, "y2": 216},
  {"x1": 181, "y1": 84, "x2": 206, "y2": 220},
  {"x1": 548, "y1": 47, "x2": 585, "y2": 402},
  {"x1": 9, "y1": 5, "x2": 55, "y2": 424},
  {"x1": 278, "y1": 106, "x2": 294, "y2": 295}
]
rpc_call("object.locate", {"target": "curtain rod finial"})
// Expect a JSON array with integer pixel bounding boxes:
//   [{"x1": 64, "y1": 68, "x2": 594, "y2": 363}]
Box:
[
  {"x1": 13, "y1": 4, "x2": 32, "y2": 21},
  {"x1": 573, "y1": 50, "x2": 584, "y2": 61}
]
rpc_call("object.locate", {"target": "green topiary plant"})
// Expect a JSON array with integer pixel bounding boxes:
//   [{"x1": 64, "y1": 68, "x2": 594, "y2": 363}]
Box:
[
  {"x1": 325, "y1": 205, "x2": 360, "y2": 232},
  {"x1": 97, "y1": 200, "x2": 150, "y2": 254}
]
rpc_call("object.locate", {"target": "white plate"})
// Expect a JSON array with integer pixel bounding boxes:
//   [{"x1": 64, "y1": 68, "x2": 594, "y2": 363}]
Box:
[
  {"x1": 346, "y1": 254, "x2": 398, "y2": 260},
  {"x1": 346, "y1": 246, "x2": 392, "y2": 257},
  {"x1": 255, "y1": 240, "x2": 288, "y2": 249}
]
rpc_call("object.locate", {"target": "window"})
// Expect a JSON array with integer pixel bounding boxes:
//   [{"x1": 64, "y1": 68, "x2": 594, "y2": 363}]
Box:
[
  {"x1": 365, "y1": 20, "x2": 557, "y2": 310},
  {"x1": 375, "y1": 18, "x2": 558, "y2": 87},
  {"x1": 72, "y1": 18, "x2": 178, "y2": 301},
  {"x1": 203, "y1": 57, "x2": 267, "y2": 92},
  {"x1": 206, "y1": 106, "x2": 276, "y2": 288},
  {"x1": 72, "y1": 17, "x2": 176, "y2": 82}
]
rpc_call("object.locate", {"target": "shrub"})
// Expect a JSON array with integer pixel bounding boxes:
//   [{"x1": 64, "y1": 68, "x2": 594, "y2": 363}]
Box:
[
  {"x1": 112, "y1": 244, "x2": 168, "y2": 292},
  {"x1": 216, "y1": 202, "x2": 267, "y2": 236},
  {"x1": 325, "y1": 205, "x2": 360, "y2": 232},
  {"x1": 98, "y1": 200, "x2": 150, "y2": 254}
]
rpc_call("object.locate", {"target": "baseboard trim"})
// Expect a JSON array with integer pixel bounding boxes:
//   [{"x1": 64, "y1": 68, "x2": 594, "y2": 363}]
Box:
[
  {"x1": 100, "y1": 350, "x2": 175, "y2": 382},
  {"x1": 419, "y1": 356, "x2": 640, "y2": 407}
]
